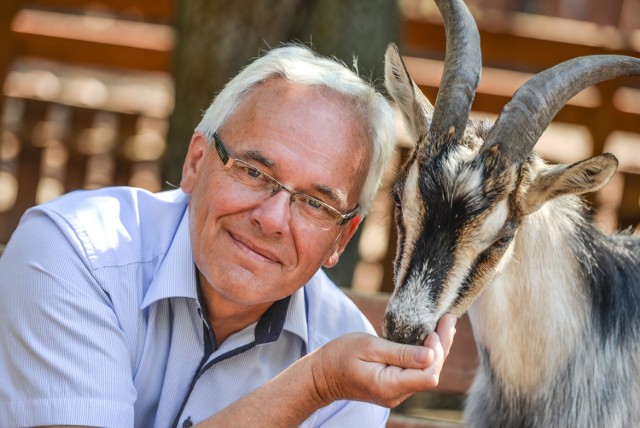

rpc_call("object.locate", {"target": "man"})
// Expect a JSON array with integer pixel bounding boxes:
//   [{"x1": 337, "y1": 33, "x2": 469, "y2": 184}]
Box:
[{"x1": 0, "y1": 45, "x2": 456, "y2": 427}]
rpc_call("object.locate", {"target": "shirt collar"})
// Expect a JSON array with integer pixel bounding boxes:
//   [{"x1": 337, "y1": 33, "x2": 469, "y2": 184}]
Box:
[
  {"x1": 282, "y1": 286, "x2": 309, "y2": 349},
  {"x1": 140, "y1": 204, "x2": 310, "y2": 350},
  {"x1": 141, "y1": 206, "x2": 197, "y2": 309},
  {"x1": 220, "y1": 287, "x2": 309, "y2": 351}
]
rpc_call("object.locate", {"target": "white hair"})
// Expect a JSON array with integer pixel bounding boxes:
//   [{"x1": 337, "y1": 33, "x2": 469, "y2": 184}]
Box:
[{"x1": 194, "y1": 44, "x2": 396, "y2": 216}]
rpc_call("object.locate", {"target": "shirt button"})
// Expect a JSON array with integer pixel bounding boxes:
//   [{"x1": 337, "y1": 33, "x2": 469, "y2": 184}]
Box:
[{"x1": 182, "y1": 417, "x2": 193, "y2": 428}]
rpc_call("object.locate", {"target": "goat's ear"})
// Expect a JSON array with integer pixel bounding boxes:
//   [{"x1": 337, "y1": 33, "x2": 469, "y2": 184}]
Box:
[
  {"x1": 522, "y1": 153, "x2": 618, "y2": 215},
  {"x1": 384, "y1": 43, "x2": 434, "y2": 140}
]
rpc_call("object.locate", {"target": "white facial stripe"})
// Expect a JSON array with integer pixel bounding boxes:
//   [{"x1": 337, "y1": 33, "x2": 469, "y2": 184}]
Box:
[
  {"x1": 453, "y1": 165, "x2": 482, "y2": 201},
  {"x1": 401, "y1": 160, "x2": 421, "y2": 229},
  {"x1": 479, "y1": 199, "x2": 509, "y2": 245},
  {"x1": 441, "y1": 199, "x2": 509, "y2": 309},
  {"x1": 397, "y1": 161, "x2": 422, "y2": 284},
  {"x1": 440, "y1": 146, "x2": 489, "y2": 216},
  {"x1": 438, "y1": 262, "x2": 472, "y2": 312},
  {"x1": 443, "y1": 145, "x2": 472, "y2": 179},
  {"x1": 387, "y1": 265, "x2": 439, "y2": 335}
]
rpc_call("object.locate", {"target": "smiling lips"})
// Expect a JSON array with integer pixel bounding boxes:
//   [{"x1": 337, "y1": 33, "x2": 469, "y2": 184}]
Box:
[{"x1": 230, "y1": 231, "x2": 281, "y2": 264}]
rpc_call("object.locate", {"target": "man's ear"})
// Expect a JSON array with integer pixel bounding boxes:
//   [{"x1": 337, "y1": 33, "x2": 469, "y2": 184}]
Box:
[
  {"x1": 181, "y1": 133, "x2": 208, "y2": 194},
  {"x1": 323, "y1": 215, "x2": 363, "y2": 268}
]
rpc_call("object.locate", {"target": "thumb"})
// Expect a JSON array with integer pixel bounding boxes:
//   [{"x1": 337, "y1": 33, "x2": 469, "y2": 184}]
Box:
[{"x1": 373, "y1": 339, "x2": 435, "y2": 369}]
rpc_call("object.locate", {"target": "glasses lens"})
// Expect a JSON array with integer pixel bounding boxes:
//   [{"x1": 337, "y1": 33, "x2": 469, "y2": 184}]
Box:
[
  {"x1": 230, "y1": 162, "x2": 270, "y2": 188},
  {"x1": 292, "y1": 194, "x2": 339, "y2": 230},
  {"x1": 226, "y1": 160, "x2": 341, "y2": 230}
]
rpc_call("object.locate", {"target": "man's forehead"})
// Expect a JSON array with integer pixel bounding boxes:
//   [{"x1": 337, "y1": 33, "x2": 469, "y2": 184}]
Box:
[{"x1": 224, "y1": 78, "x2": 369, "y2": 207}]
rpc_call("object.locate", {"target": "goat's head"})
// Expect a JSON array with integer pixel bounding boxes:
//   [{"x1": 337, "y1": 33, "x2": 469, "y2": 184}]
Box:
[{"x1": 382, "y1": 0, "x2": 640, "y2": 345}]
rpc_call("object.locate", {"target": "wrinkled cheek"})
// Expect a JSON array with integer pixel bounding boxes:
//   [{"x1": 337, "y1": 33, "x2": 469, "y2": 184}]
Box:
[{"x1": 189, "y1": 210, "x2": 219, "y2": 264}]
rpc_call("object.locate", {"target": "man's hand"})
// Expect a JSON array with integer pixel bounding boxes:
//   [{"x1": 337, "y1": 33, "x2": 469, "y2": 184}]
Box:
[
  {"x1": 197, "y1": 314, "x2": 456, "y2": 427},
  {"x1": 310, "y1": 313, "x2": 457, "y2": 408}
]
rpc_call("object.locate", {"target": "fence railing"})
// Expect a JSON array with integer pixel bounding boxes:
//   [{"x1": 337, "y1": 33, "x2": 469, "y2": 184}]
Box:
[{"x1": 1, "y1": 3, "x2": 639, "y2": 426}]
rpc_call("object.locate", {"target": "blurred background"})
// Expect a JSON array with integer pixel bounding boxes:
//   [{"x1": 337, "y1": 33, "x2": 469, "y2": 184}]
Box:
[{"x1": 0, "y1": 0, "x2": 639, "y2": 425}]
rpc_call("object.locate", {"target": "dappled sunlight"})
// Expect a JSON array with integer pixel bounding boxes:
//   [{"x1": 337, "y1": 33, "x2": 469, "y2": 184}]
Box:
[
  {"x1": 0, "y1": 59, "x2": 173, "y2": 243},
  {"x1": 536, "y1": 123, "x2": 593, "y2": 163},
  {"x1": 0, "y1": 171, "x2": 17, "y2": 212},
  {"x1": 605, "y1": 131, "x2": 640, "y2": 172}
]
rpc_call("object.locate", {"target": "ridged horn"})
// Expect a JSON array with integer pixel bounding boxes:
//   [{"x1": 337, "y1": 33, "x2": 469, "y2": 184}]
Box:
[
  {"x1": 429, "y1": 0, "x2": 481, "y2": 147},
  {"x1": 481, "y1": 55, "x2": 640, "y2": 162}
]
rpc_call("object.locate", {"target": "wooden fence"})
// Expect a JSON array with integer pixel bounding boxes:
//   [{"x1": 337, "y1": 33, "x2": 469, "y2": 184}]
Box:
[
  {"x1": 1, "y1": 1, "x2": 639, "y2": 426},
  {"x1": 1, "y1": 0, "x2": 174, "y2": 245}
]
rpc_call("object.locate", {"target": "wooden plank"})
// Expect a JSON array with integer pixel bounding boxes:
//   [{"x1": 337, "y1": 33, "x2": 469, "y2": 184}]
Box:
[
  {"x1": 592, "y1": 0, "x2": 623, "y2": 26},
  {"x1": 113, "y1": 113, "x2": 139, "y2": 186},
  {"x1": 402, "y1": 14, "x2": 640, "y2": 72},
  {"x1": 0, "y1": 0, "x2": 21, "y2": 129},
  {"x1": 619, "y1": 172, "x2": 640, "y2": 229},
  {"x1": 0, "y1": 99, "x2": 48, "y2": 243},
  {"x1": 63, "y1": 106, "x2": 97, "y2": 191},
  {"x1": 12, "y1": 33, "x2": 172, "y2": 74},
  {"x1": 10, "y1": 9, "x2": 173, "y2": 72},
  {"x1": 388, "y1": 413, "x2": 462, "y2": 428},
  {"x1": 24, "y1": 0, "x2": 175, "y2": 22},
  {"x1": 12, "y1": 9, "x2": 174, "y2": 51}
]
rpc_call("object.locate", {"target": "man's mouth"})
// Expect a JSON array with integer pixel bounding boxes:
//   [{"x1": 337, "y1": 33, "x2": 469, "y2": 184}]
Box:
[{"x1": 229, "y1": 232, "x2": 280, "y2": 264}]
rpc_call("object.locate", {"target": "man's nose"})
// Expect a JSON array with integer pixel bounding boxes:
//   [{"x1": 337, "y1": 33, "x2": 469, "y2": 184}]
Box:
[{"x1": 250, "y1": 188, "x2": 292, "y2": 234}]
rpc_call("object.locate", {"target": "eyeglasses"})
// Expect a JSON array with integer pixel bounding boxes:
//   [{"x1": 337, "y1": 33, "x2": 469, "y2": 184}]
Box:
[{"x1": 210, "y1": 131, "x2": 359, "y2": 230}]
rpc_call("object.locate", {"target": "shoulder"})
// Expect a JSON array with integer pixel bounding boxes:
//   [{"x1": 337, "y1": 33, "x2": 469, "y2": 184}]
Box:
[
  {"x1": 304, "y1": 270, "x2": 378, "y2": 351},
  {"x1": 19, "y1": 187, "x2": 188, "y2": 269}
]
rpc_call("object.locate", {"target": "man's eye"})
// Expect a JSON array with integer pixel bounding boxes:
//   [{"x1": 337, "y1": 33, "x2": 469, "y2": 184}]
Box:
[
  {"x1": 246, "y1": 167, "x2": 261, "y2": 178},
  {"x1": 307, "y1": 198, "x2": 323, "y2": 210}
]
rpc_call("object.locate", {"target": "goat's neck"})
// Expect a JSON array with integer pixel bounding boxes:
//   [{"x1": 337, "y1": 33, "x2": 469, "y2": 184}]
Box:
[{"x1": 468, "y1": 196, "x2": 590, "y2": 391}]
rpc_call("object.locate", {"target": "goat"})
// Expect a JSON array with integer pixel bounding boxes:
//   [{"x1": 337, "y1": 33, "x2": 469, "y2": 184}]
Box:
[{"x1": 381, "y1": 0, "x2": 640, "y2": 426}]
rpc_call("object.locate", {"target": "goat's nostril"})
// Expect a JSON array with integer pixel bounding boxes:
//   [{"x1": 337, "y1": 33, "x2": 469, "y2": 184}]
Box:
[
  {"x1": 383, "y1": 316, "x2": 426, "y2": 346},
  {"x1": 404, "y1": 328, "x2": 426, "y2": 346}
]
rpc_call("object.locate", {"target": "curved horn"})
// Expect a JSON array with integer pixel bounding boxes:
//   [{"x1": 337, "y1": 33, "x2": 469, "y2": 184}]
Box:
[
  {"x1": 482, "y1": 55, "x2": 640, "y2": 162},
  {"x1": 429, "y1": 0, "x2": 481, "y2": 146}
]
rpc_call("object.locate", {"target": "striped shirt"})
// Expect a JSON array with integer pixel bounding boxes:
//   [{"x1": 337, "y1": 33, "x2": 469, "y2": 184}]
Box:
[{"x1": 0, "y1": 187, "x2": 388, "y2": 427}]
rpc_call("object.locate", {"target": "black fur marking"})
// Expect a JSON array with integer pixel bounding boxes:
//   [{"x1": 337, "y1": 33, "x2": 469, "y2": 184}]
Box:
[
  {"x1": 454, "y1": 217, "x2": 518, "y2": 307},
  {"x1": 404, "y1": 147, "x2": 492, "y2": 302},
  {"x1": 574, "y1": 222, "x2": 640, "y2": 343},
  {"x1": 392, "y1": 181, "x2": 407, "y2": 281}
]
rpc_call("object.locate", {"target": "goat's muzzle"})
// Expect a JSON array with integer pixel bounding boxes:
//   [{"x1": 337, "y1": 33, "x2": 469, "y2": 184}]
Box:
[{"x1": 382, "y1": 312, "x2": 430, "y2": 346}]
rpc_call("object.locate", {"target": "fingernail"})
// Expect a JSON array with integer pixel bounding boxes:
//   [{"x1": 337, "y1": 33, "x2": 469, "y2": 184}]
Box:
[{"x1": 415, "y1": 346, "x2": 432, "y2": 363}]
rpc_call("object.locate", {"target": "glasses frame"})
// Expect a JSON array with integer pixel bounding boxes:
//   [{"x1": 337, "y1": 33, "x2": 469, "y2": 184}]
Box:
[{"x1": 210, "y1": 131, "x2": 359, "y2": 227}]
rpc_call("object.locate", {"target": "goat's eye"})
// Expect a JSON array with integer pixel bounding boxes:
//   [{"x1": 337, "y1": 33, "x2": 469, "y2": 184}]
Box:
[
  {"x1": 392, "y1": 191, "x2": 402, "y2": 208},
  {"x1": 493, "y1": 235, "x2": 512, "y2": 248},
  {"x1": 246, "y1": 167, "x2": 261, "y2": 178}
]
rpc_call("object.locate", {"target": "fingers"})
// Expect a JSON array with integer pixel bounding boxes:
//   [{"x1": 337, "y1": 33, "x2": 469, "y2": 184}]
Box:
[
  {"x1": 421, "y1": 332, "x2": 443, "y2": 384},
  {"x1": 367, "y1": 336, "x2": 443, "y2": 392},
  {"x1": 368, "y1": 336, "x2": 435, "y2": 370},
  {"x1": 314, "y1": 332, "x2": 459, "y2": 408},
  {"x1": 418, "y1": 314, "x2": 457, "y2": 387},
  {"x1": 435, "y1": 313, "x2": 457, "y2": 358},
  {"x1": 315, "y1": 334, "x2": 436, "y2": 404}
]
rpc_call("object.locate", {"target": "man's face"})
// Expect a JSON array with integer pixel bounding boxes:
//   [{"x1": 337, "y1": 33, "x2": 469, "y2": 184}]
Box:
[{"x1": 181, "y1": 79, "x2": 370, "y2": 309}]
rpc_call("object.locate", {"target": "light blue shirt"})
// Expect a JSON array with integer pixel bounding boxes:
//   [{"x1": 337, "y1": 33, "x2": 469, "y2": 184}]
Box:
[{"x1": 0, "y1": 187, "x2": 388, "y2": 427}]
